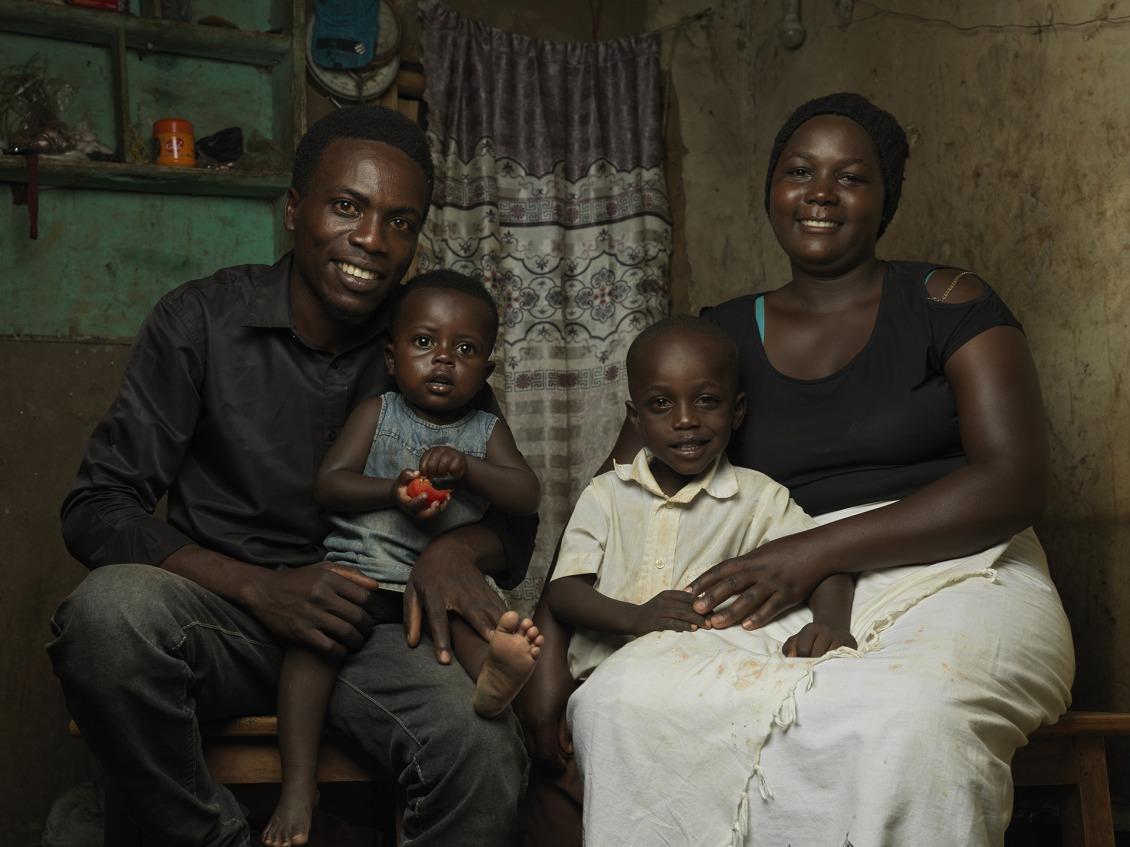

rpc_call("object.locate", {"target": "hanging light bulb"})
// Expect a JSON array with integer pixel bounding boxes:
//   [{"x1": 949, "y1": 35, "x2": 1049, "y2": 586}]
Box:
[{"x1": 779, "y1": 0, "x2": 805, "y2": 49}]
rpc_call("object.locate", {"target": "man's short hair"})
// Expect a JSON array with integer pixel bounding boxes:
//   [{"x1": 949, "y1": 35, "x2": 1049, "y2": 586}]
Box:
[
  {"x1": 292, "y1": 105, "x2": 435, "y2": 213},
  {"x1": 390, "y1": 270, "x2": 500, "y2": 346},
  {"x1": 626, "y1": 315, "x2": 739, "y2": 392}
]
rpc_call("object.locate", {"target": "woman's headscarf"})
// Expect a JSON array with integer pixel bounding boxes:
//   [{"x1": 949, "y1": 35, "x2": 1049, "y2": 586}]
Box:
[{"x1": 763, "y1": 92, "x2": 909, "y2": 239}]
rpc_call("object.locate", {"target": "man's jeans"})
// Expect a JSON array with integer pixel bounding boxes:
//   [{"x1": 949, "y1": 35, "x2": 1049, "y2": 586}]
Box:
[{"x1": 47, "y1": 565, "x2": 527, "y2": 847}]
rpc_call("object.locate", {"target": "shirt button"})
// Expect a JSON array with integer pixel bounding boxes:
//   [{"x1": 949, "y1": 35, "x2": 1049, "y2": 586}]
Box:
[
  {"x1": 327, "y1": 429, "x2": 339, "y2": 442},
  {"x1": 330, "y1": 360, "x2": 340, "y2": 370},
  {"x1": 655, "y1": 558, "x2": 665, "y2": 569}
]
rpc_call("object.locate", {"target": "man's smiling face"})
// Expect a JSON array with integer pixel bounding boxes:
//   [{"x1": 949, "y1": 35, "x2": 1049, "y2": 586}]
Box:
[{"x1": 285, "y1": 138, "x2": 428, "y2": 326}]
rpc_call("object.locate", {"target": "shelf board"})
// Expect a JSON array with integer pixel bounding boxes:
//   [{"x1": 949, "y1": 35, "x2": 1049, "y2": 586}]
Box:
[
  {"x1": 0, "y1": 155, "x2": 290, "y2": 198},
  {"x1": 0, "y1": 0, "x2": 291, "y2": 66}
]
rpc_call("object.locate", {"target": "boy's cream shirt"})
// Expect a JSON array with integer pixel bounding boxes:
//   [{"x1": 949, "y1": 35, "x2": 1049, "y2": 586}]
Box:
[{"x1": 551, "y1": 448, "x2": 817, "y2": 679}]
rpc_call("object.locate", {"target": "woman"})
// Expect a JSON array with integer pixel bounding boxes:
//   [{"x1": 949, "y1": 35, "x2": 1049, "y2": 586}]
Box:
[{"x1": 517, "y1": 93, "x2": 1074, "y2": 847}]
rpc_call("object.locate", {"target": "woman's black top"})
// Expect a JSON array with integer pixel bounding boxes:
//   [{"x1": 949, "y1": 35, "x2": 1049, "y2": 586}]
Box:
[{"x1": 701, "y1": 260, "x2": 1021, "y2": 516}]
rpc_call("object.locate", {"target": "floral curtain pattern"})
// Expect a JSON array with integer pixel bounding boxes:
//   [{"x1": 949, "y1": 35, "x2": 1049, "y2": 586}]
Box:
[{"x1": 417, "y1": 0, "x2": 671, "y2": 613}]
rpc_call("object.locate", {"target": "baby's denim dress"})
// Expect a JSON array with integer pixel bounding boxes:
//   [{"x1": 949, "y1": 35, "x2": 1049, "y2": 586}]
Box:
[{"x1": 323, "y1": 391, "x2": 497, "y2": 590}]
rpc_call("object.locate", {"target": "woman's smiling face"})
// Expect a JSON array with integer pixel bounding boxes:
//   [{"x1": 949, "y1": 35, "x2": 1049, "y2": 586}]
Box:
[{"x1": 768, "y1": 115, "x2": 885, "y2": 276}]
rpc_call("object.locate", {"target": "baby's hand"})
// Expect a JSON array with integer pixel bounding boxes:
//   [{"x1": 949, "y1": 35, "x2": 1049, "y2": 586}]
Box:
[
  {"x1": 393, "y1": 469, "x2": 447, "y2": 520},
  {"x1": 631, "y1": 590, "x2": 708, "y2": 636},
  {"x1": 419, "y1": 446, "x2": 467, "y2": 482},
  {"x1": 782, "y1": 622, "x2": 857, "y2": 658}
]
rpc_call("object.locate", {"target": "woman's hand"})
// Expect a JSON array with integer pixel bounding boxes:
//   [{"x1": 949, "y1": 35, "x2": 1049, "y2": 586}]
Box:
[{"x1": 686, "y1": 536, "x2": 828, "y2": 630}]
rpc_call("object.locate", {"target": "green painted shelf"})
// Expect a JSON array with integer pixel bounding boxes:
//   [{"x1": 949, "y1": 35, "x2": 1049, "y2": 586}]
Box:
[
  {"x1": 0, "y1": 0, "x2": 292, "y2": 66},
  {"x1": 0, "y1": 155, "x2": 291, "y2": 198},
  {"x1": 1, "y1": 0, "x2": 305, "y2": 339},
  {"x1": 0, "y1": 0, "x2": 304, "y2": 197}
]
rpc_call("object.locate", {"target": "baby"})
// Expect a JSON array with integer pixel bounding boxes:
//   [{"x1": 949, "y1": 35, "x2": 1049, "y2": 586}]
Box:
[
  {"x1": 546, "y1": 315, "x2": 856, "y2": 683},
  {"x1": 262, "y1": 270, "x2": 542, "y2": 846}
]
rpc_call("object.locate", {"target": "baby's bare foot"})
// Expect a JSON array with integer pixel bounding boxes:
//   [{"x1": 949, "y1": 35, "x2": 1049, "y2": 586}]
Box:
[
  {"x1": 473, "y1": 610, "x2": 543, "y2": 718},
  {"x1": 261, "y1": 781, "x2": 318, "y2": 847}
]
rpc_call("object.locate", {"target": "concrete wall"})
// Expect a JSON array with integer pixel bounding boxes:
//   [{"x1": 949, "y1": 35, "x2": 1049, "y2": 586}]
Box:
[
  {"x1": 1, "y1": 342, "x2": 120, "y2": 845},
  {"x1": 649, "y1": 0, "x2": 1130, "y2": 789}
]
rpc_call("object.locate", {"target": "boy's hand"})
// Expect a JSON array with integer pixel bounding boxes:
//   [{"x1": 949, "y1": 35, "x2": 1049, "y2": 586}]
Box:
[
  {"x1": 393, "y1": 469, "x2": 447, "y2": 520},
  {"x1": 631, "y1": 590, "x2": 708, "y2": 636},
  {"x1": 782, "y1": 622, "x2": 857, "y2": 658},
  {"x1": 419, "y1": 446, "x2": 467, "y2": 482}
]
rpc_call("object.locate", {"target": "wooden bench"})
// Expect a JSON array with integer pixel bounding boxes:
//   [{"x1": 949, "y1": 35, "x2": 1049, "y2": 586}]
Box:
[
  {"x1": 73, "y1": 710, "x2": 1130, "y2": 846},
  {"x1": 1012, "y1": 711, "x2": 1130, "y2": 847},
  {"x1": 69, "y1": 715, "x2": 392, "y2": 847}
]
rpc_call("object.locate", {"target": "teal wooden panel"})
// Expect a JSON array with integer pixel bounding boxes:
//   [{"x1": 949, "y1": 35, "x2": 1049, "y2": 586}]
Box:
[
  {"x1": 127, "y1": 52, "x2": 274, "y2": 146},
  {"x1": 1, "y1": 189, "x2": 279, "y2": 339},
  {"x1": 189, "y1": 0, "x2": 276, "y2": 32},
  {"x1": 0, "y1": 32, "x2": 118, "y2": 153}
]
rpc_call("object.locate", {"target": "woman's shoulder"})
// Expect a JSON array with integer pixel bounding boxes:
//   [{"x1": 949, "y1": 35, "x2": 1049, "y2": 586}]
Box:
[
  {"x1": 885, "y1": 261, "x2": 1022, "y2": 360},
  {"x1": 886, "y1": 260, "x2": 990, "y2": 305},
  {"x1": 923, "y1": 267, "x2": 988, "y2": 304}
]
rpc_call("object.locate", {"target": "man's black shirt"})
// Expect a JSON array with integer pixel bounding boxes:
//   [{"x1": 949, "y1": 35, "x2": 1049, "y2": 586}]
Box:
[{"x1": 61, "y1": 254, "x2": 535, "y2": 586}]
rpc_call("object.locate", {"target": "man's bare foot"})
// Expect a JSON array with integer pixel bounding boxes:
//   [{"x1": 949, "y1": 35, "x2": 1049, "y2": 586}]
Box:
[
  {"x1": 261, "y1": 781, "x2": 318, "y2": 847},
  {"x1": 473, "y1": 610, "x2": 543, "y2": 718}
]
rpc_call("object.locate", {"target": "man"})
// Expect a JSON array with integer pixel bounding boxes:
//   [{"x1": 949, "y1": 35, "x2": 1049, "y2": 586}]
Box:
[{"x1": 49, "y1": 106, "x2": 533, "y2": 847}]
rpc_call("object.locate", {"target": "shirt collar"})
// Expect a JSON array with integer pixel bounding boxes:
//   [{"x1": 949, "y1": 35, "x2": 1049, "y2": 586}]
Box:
[
  {"x1": 613, "y1": 448, "x2": 739, "y2": 503},
  {"x1": 240, "y1": 251, "x2": 391, "y2": 341},
  {"x1": 241, "y1": 252, "x2": 294, "y2": 329}
]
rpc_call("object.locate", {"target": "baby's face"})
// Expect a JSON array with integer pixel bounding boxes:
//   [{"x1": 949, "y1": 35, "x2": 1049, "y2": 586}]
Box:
[
  {"x1": 627, "y1": 334, "x2": 744, "y2": 483},
  {"x1": 385, "y1": 288, "x2": 495, "y2": 423}
]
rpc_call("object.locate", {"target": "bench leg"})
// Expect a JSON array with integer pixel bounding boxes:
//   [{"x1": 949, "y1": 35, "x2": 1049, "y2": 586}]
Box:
[{"x1": 1060, "y1": 737, "x2": 1115, "y2": 847}]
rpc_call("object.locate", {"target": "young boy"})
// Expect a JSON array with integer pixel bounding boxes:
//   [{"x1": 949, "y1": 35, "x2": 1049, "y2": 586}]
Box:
[
  {"x1": 546, "y1": 315, "x2": 855, "y2": 683},
  {"x1": 262, "y1": 271, "x2": 542, "y2": 847}
]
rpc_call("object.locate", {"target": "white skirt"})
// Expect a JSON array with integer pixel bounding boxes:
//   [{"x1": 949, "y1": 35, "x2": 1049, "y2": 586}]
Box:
[{"x1": 567, "y1": 505, "x2": 1075, "y2": 847}]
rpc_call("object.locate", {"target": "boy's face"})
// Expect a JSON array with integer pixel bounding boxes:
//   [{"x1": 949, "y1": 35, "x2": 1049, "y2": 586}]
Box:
[
  {"x1": 385, "y1": 288, "x2": 496, "y2": 423},
  {"x1": 626, "y1": 333, "x2": 745, "y2": 488}
]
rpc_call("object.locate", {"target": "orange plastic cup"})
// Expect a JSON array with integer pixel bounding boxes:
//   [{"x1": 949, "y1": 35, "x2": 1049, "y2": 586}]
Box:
[{"x1": 153, "y1": 118, "x2": 196, "y2": 167}]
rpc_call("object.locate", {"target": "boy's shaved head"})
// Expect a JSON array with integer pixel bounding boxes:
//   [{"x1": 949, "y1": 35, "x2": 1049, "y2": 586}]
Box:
[{"x1": 626, "y1": 316, "x2": 739, "y2": 398}]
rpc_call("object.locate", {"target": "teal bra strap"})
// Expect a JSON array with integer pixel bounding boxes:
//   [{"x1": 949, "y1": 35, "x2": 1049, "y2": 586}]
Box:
[
  {"x1": 754, "y1": 294, "x2": 766, "y2": 343},
  {"x1": 923, "y1": 268, "x2": 939, "y2": 286}
]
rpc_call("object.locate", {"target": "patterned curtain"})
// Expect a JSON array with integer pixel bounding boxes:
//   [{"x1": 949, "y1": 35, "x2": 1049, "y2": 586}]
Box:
[{"x1": 417, "y1": 0, "x2": 671, "y2": 614}]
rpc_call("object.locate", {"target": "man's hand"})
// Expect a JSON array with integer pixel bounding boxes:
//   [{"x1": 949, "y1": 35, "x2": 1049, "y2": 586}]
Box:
[
  {"x1": 242, "y1": 562, "x2": 378, "y2": 658},
  {"x1": 419, "y1": 445, "x2": 467, "y2": 482},
  {"x1": 630, "y1": 589, "x2": 708, "y2": 636},
  {"x1": 404, "y1": 533, "x2": 506, "y2": 664},
  {"x1": 782, "y1": 622, "x2": 857, "y2": 658},
  {"x1": 686, "y1": 537, "x2": 829, "y2": 630}
]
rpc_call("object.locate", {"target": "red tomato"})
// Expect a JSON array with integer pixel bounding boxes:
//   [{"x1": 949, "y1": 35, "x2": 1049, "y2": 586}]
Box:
[{"x1": 406, "y1": 476, "x2": 452, "y2": 505}]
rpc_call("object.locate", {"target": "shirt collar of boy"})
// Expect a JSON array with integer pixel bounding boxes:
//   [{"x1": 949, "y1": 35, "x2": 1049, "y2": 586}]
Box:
[{"x1": 613, "y1": 447, "x2": 739, "y2": 503}]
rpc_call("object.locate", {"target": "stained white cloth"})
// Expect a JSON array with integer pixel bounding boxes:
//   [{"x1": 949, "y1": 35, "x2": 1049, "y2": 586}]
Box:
[
  {"x1": 568, "y1": 503, "x2": 1074, "y2": 847},
  {"x1": 551, "y1": 450, "x2": 817, "y2": 680}
]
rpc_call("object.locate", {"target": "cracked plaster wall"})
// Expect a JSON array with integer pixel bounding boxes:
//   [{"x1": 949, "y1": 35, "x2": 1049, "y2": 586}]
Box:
[{"x1": 650, "y1": 0, "x2": 1130, "y2": 789}]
